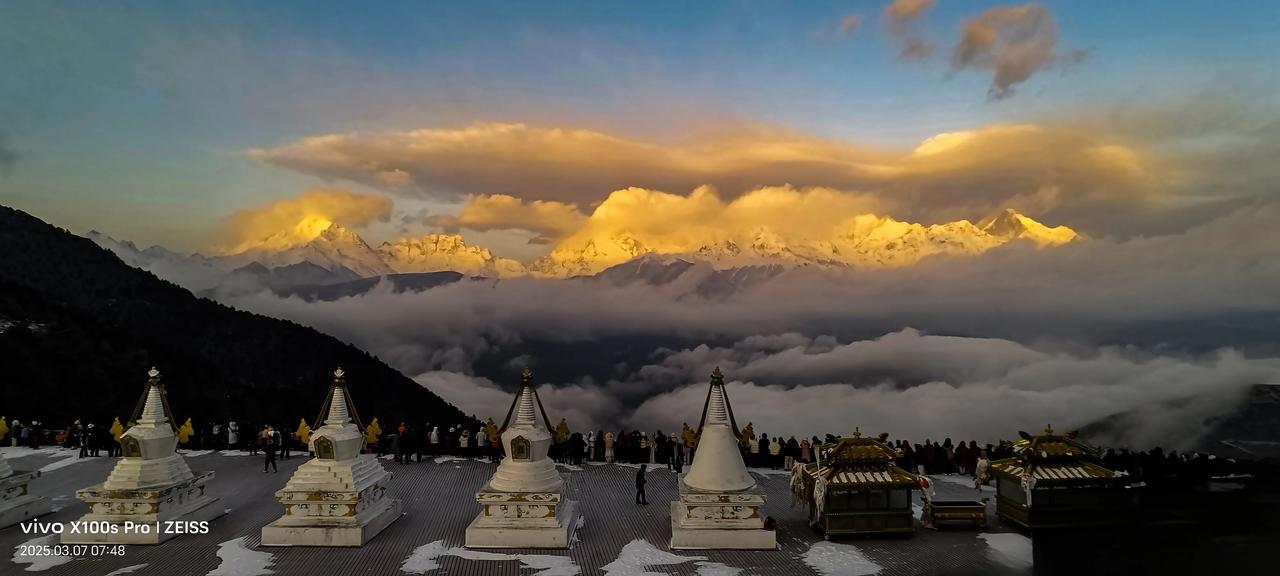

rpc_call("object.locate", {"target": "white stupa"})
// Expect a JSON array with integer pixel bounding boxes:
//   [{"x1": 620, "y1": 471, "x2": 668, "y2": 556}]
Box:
[
  {"x1": 63, "y1": 368, "x2": 224, "y2": 544},
  {"x1": 465, "y1": 368, "x2": 580, "y2": 548},
  {"x1": 0, "y1": 450, "x2": 51, "y2": 529},
  {"x1": 261, "y1": 368, "x2": 402, "y2": 546},
  {"x1": 670, "y1": 367, "x2": 776, "y2": 550}
]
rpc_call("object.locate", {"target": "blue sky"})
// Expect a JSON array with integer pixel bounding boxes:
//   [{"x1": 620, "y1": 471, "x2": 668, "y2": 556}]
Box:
[{"x1": 1, "y1": 1, "x2": 1277, "y2": 250}]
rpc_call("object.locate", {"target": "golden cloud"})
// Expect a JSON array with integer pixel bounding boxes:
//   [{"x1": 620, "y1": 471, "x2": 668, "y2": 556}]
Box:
[
  {"x1": 441, "y1": 194, "x2": 587, "y2": 240},
  {"x1": 215, "y1": 188, "x2": 392, "y2": 254},
  {"x1": 250, "y1": 121, "x2": 1155, "y2": 231}
]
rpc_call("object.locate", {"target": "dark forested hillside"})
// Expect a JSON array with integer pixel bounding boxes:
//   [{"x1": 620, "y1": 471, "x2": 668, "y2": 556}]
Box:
[{"x1": 0, "y1": 205, "x2": 475, "y2": 432}]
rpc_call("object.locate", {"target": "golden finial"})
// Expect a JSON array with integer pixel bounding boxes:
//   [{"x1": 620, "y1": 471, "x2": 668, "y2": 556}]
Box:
[
  {"x1": 334, "y1": 367, "x2": 345, "y2": 379},
  {"x1": 852, "y1": 426, "x2": 862, "y2": 438},
  {"x1": 710, "y1": 366, "x2": 724, "y2": 382},
  {"x1": 521, "y1": 367, "x2": 533, "y2": 385},
  {"x1": 147, "y1": 367, "x2": 160, "y2": 379},
  {"x1": 1044, "y1": 424, "x2": 1054, "y2": 435}
]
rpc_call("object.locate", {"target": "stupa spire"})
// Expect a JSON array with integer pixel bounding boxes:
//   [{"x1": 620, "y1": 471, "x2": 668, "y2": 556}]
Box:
[
  {"x1": 136, "y1": 368, "x2": 169, "y2": 427},
  {"x1": 324, "y1": 368, "x2": 351, "y2": 426},
  {"x1": 706, "y1": 376, "x2": 730, "y2": 426},
  {"x1": 683, "y1": 367, "x2": 755, "y2": 492}
]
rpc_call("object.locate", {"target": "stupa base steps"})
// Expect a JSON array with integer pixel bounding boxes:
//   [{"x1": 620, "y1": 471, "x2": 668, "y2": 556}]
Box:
[
  {"x1": 61, "y1": 472, "x2": 225, "y2": 545},
  {"x1": 464, "y1": 499, "x2": 579, "y2": 549},
  {"x1": 669, "y1": 488, "x2": 776, "y2": 550},
  {"x1": 670, "y1": 518, "x2": 777, "y2": 549},
  {"x1": 261, "y1": 497, "x2": 402, "y2": 547},
  {"x1": 0, "y1": 470, "x2": 52, "y2": 528}
]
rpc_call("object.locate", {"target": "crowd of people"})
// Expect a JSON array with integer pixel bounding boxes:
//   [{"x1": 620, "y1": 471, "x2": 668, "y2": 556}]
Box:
[{"x1": 2, "y1": 415, "x2": 1268, "y2": 490}]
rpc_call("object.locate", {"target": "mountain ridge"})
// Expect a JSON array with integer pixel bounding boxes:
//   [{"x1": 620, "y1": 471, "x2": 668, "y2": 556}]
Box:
[
  {"x1": 89, "y1": 208, "x2": 1078, "y2": 291},
  {"x1": 1, "y1": 205, "x2": 476, "y2": 429}
]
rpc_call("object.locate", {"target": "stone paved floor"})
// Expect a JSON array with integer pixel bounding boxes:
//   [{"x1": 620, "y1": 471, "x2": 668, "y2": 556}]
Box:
[{"x1": 1, "y1": 447, "x2": 1029, "y2": 575}]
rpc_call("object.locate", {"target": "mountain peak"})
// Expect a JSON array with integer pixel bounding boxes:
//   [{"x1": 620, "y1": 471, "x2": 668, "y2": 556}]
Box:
[
  {"x1": 979, "y1": 209, "x2": 1078, "y2": 247},
  {"x1": 380, "y1": 233, "x2": 525, "y2": 277}
]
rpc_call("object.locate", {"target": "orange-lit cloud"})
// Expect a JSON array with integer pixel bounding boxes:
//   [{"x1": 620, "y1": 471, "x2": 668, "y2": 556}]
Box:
[
  {"x1": 250, "y1": 121, "x2": 1154, "y2": 232},
  {"x1": 215, "y1": 188, "x2": 392, "y2": 254},
  {"x1": 882, "y1": 0, "x2": 935, "y2": 59},
  {"x1": 439, "y1": 194, "x2": 587, "y2": 240},
  {"x1": 951, "y1": 3, "x2": 1084, "y2": 100}
]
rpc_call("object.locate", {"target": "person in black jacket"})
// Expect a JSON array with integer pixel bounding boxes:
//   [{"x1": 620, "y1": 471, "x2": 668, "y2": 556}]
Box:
[
  {"x1": 264, "y1": 436, "x2": 278, "y2": 473},
  {"x1": 635, "y1": 464, "x2": 648, "y2": 505}
]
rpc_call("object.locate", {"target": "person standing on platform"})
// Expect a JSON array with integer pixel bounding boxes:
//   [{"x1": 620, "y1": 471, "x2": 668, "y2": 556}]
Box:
[
  {"x1": 253, "y1": 425, "x2": 267, "y2": 456},
  {"x1": 227, "y1": 421, "x2": 239, "y2": 452},
  {"x1": 604, "y1": 431, "x2": 615, "y2": 463},
  {"x1": 586, "y1": 430, "x2": 596, "y2": 462},
  {"x1": 670, "y1": 433, "x2": 685, "y2": 474},
  {"x1": 974, "y1": 450, "x2": 991, "y2": 490},
  {"x1": 784, "y1": 436, "x2": 799, "y2": 470},
  {"x1": 278, "y1": 426, "x2": 290, "y2": 460},
  {"x1": 264, "y1": 429, "x2": 278, "y2": 473},
  {"x1": 635, "y1": 464, "x2": 649, "y2": 505},
  {"x1": 75, "y1": 420, "x2": 87, "y2": 457},
  {"x1": 429, "y1": 426, "x2": 439, "y2": 457},
  {"x1": 87, "y1": 423, "x2": 100, "y2": 457}
]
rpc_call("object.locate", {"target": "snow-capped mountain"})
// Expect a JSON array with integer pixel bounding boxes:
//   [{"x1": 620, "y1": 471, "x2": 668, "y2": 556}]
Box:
[
  {"x1": 87, "y1": 208, "x2": 1078, "y2": 294},
  {"x1": 379, "y1": 234, "x2": 526, "y2": 277},
  {"x1": 532, "y1": 209, "x2": 1077, "y2": 276},
  {"x1": 223, "y1": 223, "x2": 393, "y2": 278},
  {"x1": 979, "y1": 208, "x2": 1079, "y2": 246}
]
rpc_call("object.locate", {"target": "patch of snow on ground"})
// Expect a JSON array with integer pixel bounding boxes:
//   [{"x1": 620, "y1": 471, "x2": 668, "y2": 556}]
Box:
[
  {"x1": 49, "y1": 495, "x2": 72, "y2": 513},
  {"x1": 433, "y1": 456, "x2": 468, "y2": 464},
  {"x1": 801, "y1": 541, "x2": 882, "y2": 576},
  {"x1": 400, "y1": 541, "x2": 579, "y2": 575},
  {"x1": 978, "y1": 533, "x2": 1033, "y2": 570},
  {"x1": 37, "y1": 452, "x2": 95, "y2": 474},
  {"x1": 748, "y1": 467, "x2": 791, "y2": 476},
  {"x1": 401, "y1": 541, "x2": 447, "y2": 573},
  {"x1": 179, "y1": 450, "x2": 214, "y2": 457},
  {"x1": 12, "y1": 535, "x2": 74, "y2": 572},
  {"x1": 557, "y1": 463, "x2": 583, "y2": 471},
  {"x1": 207, "y1": 537, "x2": 274, "y2": 576},
  {"x1": 695, "y1": 561, "x2": 742, "y2": 576},
  {"x1": 601, "y1": 539, "x2": 707, "y2": 576},
  {"x1": 0, "y1": 447, "x2": 69, "y2": 459},
  {"x1": 449, "y1": 548, "x2": 579, "y2": 576},
  {"x1": 105, "y1": 564, "x2": 149, "y2": 575}
]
